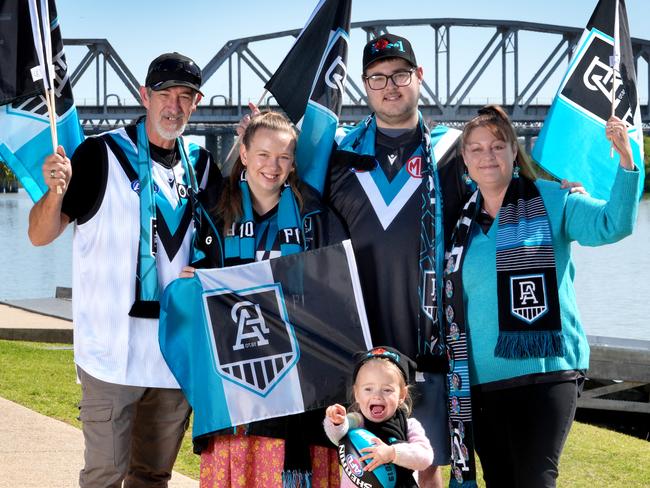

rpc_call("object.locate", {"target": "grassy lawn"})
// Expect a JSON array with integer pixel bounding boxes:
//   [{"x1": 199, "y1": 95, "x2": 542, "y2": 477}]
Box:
[
  {"x1": 1, "y1": 339, "x2": 649, "y2": 486},
  {"x1": 0, "y1": 340, "x2": 199, "y2": 477}
]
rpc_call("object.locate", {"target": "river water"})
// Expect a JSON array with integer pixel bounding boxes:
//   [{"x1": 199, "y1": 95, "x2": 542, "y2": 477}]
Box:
[
  {"x1": 1, "y1": 190, "x2": 648, "y2": 341},
  {"x1": 0, "y1": 191, "x2": 72, "y2": 300}
]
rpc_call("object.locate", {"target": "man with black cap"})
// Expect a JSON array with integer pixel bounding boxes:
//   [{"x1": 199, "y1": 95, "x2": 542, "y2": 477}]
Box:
[
  {"x1": 245, "y1": 33, "x2": 463, "y2": 488},
  {"x1": 320, "y1": 34, "x2": 467, "y2": 488},
  {"x1": 28, "y1": 52, "x2": 216, "y2": 487}
]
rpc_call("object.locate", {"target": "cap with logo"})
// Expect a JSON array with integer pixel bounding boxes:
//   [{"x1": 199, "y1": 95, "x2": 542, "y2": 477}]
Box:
[
  {"x1": 145, "y1": 52, "x2": 203, "y2": 95},
  {"x1": 362, "y1": 34, "x2": 417, "y2": 71},
  {"x1": 352, "y1": 346, "x2": 417, "y2": 385}
]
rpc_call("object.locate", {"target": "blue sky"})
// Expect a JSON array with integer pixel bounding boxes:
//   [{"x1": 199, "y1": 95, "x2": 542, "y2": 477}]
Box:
[{"x1": 57, "y1": 0, "x2": 649, "y2": 106}]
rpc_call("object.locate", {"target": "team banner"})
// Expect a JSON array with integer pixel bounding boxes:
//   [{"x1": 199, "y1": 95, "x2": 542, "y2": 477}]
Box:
[
  {"x1": 159, "y1": 240, "x2": 372, "y2": 439},
  {"x1": 0, "y1": 0, "x2": 84, "y2": 202},
  {"x1": 264, "y1": 0, "x2": 351, "y2": 193},
  {"x1": 532, "y1": 0, "x2": 644, "y2": 200}
]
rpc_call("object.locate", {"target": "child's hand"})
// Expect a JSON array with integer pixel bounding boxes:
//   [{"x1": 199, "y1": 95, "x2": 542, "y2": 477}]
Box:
[
  {"x1": 359, "y1": 437, "x2": 396, "y2": 472},
  {"x1": 325, "y1": 404, "x2": 347, "y2": 425}
]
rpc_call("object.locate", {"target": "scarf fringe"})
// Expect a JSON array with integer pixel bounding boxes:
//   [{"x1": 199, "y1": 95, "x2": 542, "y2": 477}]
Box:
[
  {"x1": 282, "y1": 470, "x2": 311, "y2": 488},
  {"x1": 494, "y1": 330, "x2": 565, "y2": 359}
]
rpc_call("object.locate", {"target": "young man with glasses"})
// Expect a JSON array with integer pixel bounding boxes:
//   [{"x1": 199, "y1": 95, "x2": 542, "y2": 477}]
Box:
[
  {"x1": 243, "y1": 34, "x2": 467, "y2": 487},
  {"x1": 28, "y1": 52, "x2": 217, "y2": 487},
  {"x1": 324, "y1": 34, "x2": 467, "y2": 488}
]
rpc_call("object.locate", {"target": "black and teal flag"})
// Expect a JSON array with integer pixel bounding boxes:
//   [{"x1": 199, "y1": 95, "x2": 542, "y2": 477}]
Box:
[
  {"x1": 0, "y1": 0, "x2": 84, "y2": 202},
  {"x1": 264, "y1": 0, "x2": 351, "y2": 193},
  {"x1": 532, "y1": 0, "x2": 644, "y2": 200},
  {"x1": 159, "y1": 240, "x2": 371, "y2": 440}
]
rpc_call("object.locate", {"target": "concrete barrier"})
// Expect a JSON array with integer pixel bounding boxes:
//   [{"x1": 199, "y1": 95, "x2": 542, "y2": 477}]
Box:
[{"x1": 582, "y1": 336, "x2": 650, "y2": 414}]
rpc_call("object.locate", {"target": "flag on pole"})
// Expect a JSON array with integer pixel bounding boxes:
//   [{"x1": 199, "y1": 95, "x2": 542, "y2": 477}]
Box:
[
  {"x1": 159, "y1": 240, "x2": 372, "y2": 440},
  {"x1": 0, "y1": 0, "x2": 84, "y2": 202},
  {"x1": 532, "y1": 0, "x2": 644, "y2": 200},
  {"x1": 264, "y1": 0, "x2": 351, "y2": 193}
]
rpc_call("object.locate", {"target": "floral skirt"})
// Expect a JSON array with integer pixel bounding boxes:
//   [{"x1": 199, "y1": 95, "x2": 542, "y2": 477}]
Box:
[{"x1": 200, "y1": 430, "x2": 340, "y2": 488}]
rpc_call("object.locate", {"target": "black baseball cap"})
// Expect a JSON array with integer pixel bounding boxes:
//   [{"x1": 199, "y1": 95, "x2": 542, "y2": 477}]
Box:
[
  {"x1": 362, "y1": 34, "x2": 417, "y2": 71},
  {"x1": 352, "y1": 346, "x2": 417, "y2": 385},
  {"x1": 145, "y1": 52, "x2": 203, "y2": 95}
]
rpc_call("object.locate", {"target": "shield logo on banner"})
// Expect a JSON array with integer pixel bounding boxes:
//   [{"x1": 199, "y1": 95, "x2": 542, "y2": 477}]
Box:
[
  {"x1": 510, "y1": 274, "x2": 548, "y2": 324},
  {"x1": 559, "y1": 32, "x2": 635, "y2": 126},
  {"x1": 202, "y1": 283, "x2": 299, "y2": 396}
]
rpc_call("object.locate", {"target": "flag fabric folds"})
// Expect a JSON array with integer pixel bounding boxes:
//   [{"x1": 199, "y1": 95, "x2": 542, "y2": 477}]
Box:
[
  {"x1": 532, "y1": 0, "x2": 644, "y2": 200},
  {"x1": 0, "y1": 0, "x2": 84, "y2": 202},
  {"x1": 264, "y1": 0, "x2": 351, "y2": 193},
  {"x1": 159, "y1": 240, "x2": 372, "y2": 440}
]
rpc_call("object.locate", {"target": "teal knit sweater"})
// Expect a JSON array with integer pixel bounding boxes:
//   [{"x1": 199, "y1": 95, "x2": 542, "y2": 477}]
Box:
[{"x1": 463, "y1": 166, "x2": 639, "y2": 387}]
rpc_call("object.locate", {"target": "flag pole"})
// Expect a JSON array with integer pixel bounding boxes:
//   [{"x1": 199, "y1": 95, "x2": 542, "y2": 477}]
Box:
[
  {"x1": 28, "y1": 0, "x2": 61, "y2": 193},
  {"x1": 45, "y1": 91, "x2": 61, "y2": 194},
  {"x1": 42, "y1": 0, "x2": 58, "y2": 149},
  {"x1": 610, "y1": 0, "x2": 620, "y2": 158},
  {"x1": 221, "y1": 90, "x2": 268, "y2": 175},
  {"x1": 39, "y1": 0, "x2": 61, "y2": 192}
]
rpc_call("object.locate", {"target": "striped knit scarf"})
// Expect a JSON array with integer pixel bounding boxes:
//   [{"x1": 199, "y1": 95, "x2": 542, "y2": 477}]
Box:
[
  {"x1": 444, "y1": 190, "x2": 479, "y2": 488},
  {"x1": 443, "y1": 175, "x2": 562, "y2": 487},
  {"x1": 493, "y1": 177, "x2": 563, "y2": 358}
]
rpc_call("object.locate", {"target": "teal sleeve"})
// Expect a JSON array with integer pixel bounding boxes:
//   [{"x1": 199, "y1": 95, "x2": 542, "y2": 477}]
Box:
[{"x1": 562, "y1": 165, "x2": 640, "y2": 246}]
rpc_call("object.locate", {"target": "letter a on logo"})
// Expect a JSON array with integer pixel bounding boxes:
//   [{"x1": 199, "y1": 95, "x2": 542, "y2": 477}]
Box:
[
  {"x1": 203, "y1": 283, "x2": 299, "y2": 396},
  {"x1": 510, "y1": 274, "x2": 548, "y2": 323}
]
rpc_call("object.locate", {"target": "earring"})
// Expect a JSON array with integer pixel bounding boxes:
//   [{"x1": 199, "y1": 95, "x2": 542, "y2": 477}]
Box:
[
  {"x1": 513, "y1": 161, "x2": 520, "y2": 179},
  {"x1": 463, "y1": 170, "x2": 473, "y2": 186}
]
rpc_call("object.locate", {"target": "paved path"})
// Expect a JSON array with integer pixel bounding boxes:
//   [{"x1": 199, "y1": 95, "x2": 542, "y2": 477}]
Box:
[
  {"x1": 0, "y1": 397, "x2": 198, "y2": 487},
  {"x1": 0, "y1": 304, "x2": 198, "y2": 487},
  {"x1": 0, "y1": 302, "x2": 72, "y2": 343}
]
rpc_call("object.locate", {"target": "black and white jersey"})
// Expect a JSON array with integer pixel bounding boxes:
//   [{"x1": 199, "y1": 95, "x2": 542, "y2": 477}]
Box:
[
  {"x1": 61, "y1": 124, "x2": 216, "y2": 387},
  {"x1": 327, "y1": 125, "x2": 467, "y2": 367}
]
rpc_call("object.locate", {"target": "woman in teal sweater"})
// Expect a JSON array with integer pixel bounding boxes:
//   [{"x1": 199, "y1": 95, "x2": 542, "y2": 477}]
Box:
[{"x1": 443, "y1": 105, "x2": 638, "y2": 488}]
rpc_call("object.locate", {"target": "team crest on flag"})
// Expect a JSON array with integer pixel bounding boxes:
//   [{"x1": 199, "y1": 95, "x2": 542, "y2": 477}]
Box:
[
  {"x1": 159, "y1": 240, "x2": 371, "y2": 438},
  {"x1": 5, "y1": 39, "x2": 74, "y2": 119},
  {"x1": 314, "y1": 28, "x2": 349, "y2": 108},
  {"x1": 203, "y1": 284, "x2": 299, "y2": 397},
  {"x1": 532, "y1": 0, "x2": 644, "y2": 201},
  {"x1": 559, "y1": 31, "x2": 634, "y2": 126},
  {"x1": 510, "y1": 274, "x2": 548, "y2": 323},
  {"x1": 264, "y1": 0, "x2": 351, "y2": 194}
]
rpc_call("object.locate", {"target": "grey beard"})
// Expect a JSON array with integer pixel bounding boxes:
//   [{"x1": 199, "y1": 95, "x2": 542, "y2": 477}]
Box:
[{"x1": 153, "y1": 119, "x2": 186, "y2": 141}]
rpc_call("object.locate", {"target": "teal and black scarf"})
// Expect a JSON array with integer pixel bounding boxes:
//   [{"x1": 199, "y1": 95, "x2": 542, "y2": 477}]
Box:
[
  {"x1": 223, "y1": 171, "x2": 303, "y2": 266},
  {"x1": 107, "y1": 119, "x2": 198, "y2": 318},
  {"x1": 443, "y1": 175, "x2": 562, "y2": 487},
  {"x1": 338, "y1": 114, "x2": 447, "y2": 370}
]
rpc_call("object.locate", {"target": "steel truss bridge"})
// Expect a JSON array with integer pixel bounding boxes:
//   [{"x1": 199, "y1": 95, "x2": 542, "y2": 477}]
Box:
[{"x1": 65, "y1": 18, "x2": 650, "y2": 159}]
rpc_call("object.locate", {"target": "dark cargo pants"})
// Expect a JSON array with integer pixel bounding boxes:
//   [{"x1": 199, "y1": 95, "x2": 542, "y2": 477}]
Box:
[{"x1": 77, "y1": 367, "x2": 191, "y2": 488}]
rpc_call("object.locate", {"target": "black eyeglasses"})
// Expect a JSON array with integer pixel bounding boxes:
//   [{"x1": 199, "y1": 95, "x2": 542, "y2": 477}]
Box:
[{"x1": 363, "y1": 68, "x2": 416, "y2": 90}]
